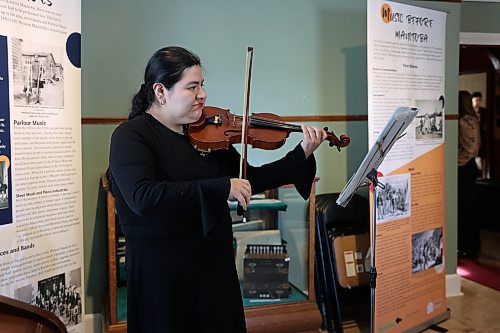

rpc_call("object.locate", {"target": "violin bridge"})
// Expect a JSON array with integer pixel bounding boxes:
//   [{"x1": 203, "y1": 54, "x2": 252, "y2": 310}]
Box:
[{"x1": 207, "y1": 115, "x2": 222, "y2": 125}]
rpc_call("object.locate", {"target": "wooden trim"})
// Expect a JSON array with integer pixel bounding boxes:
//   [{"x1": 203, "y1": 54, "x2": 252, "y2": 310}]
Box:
[
  {"x1": 102, "y1": 175, "x2": 118, "y2": 325},
  {"x1": 245, "y1": 307, "x2": 322, "y2": 333},
  {"x1": 308, "y1": 179, "x2": 317, "y2": 301},
  {"x1": 81, "y1": 115, "x2": 369, "y2": 124},
  {"x1": 82, "y1": 114, "x2": 458, "y2": 125},
  {"x1": 82, "y1": 117, "x2": 126, "y2": 125},
  {"x1": 282, "y1": 115, "x2": 367, "y2": 122},
  {"x1": 101, "y1": 295, "x2": 127, "y2": 333}
]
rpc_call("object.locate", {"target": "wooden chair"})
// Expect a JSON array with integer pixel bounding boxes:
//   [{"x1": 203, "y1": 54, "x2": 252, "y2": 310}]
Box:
[{"x1": 0, "y1": 294, "x2": 68, "y2": 333}]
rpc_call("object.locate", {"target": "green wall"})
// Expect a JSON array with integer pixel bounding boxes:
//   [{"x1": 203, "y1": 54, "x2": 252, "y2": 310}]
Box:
[
  {"x1": 461, "y1": 2, "x2": 500, "y2": 33},
  {"x1": 82, "y1": 0, "x2": 462, "y2": 314}
]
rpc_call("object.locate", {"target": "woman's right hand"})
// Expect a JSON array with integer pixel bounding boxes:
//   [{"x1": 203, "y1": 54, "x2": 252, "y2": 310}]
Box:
[{"x1": 229, "y1": 178, "x2": 252, "y2": 210}]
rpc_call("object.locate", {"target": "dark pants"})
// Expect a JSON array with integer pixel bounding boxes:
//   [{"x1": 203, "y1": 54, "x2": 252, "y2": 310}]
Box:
[{"x1": 457, "y1": 158, "x2": 480, "y2": 255}]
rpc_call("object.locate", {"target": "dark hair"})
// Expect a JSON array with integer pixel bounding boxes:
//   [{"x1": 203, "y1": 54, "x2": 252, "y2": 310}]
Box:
[
  {"x1": 458, "y1": 90, "x2": 474, "y2": 118},
  {"x1": 129, "y1": 46, "x2": 201, "y2": 120},
  {"x1": 471, "y1": 91, "x2": 482, "y2": 99}
]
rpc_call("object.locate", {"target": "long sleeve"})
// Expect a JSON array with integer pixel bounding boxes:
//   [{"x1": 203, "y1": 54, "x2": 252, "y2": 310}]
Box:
[
  {"x1": 108, "y1": 116, "x2": 240, "y2": 240},
  {"x1": 226, "y1": 144, "x2": 316, "y2": 200},
  {"x1": 109, "y1": 121, "x2": 229, "y2": 216}
]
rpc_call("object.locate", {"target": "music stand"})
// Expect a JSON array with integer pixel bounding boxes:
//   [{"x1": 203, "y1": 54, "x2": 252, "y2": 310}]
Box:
[
  {"x1": 336, "y1": 106, "x2": 418, "y2": 333},
  {"x1": 314, "y1": 201, "x2": 344, "y2": 333}
]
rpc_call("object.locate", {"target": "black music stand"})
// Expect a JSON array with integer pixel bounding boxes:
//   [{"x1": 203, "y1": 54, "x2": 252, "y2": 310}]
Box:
[
  {"x1": 314, "y1": 205, "x2": 343, "y2": 333},
  {"x1": 336, "y1": 107, "x2": 418, "y2": 333}
]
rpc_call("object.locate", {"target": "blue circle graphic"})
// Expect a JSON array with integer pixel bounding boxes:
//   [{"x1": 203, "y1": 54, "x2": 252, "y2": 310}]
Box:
[{"x1": 66, "y1": 32, "x2": 81, "y2": 68}]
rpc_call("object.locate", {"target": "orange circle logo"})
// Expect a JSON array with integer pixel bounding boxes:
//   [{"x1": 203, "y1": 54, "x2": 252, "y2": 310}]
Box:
[
  {"x1": 0, "y1": 155, "x2": 10, "y2": 169},
  {"x1": 381, "y1": 3, "x2": 392, "y2": 23}
]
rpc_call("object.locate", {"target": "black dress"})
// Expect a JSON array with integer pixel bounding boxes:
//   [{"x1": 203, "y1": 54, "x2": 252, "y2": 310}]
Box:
[{"x1": 108, "y1": 113, "x2": 316, "y2": 333}]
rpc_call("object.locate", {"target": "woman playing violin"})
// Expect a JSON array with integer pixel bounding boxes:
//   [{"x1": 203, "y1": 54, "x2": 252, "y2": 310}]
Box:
[{"x1": 107, "y1": 46, "x2": 327, "y2": 333}]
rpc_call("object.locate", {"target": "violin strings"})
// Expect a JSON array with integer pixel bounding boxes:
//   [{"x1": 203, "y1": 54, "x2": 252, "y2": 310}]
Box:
[
  {"x1": 230, "y1": 114, "x2": 302, "y2": 132},
  {"x1": 251, "y1": 117, "x2": 301, "y2": 131}
]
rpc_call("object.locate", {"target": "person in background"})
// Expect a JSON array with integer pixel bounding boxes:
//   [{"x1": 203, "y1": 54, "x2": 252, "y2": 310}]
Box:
[
  {"x1": 471, "y1": 91, "x2": 487, "y2": 178},
  {"x1": 457, "y1": 90, "x2": 481, "y2": 259},
  {"x1": 107, "y1": 46, "x2": 327, "y2": 333}
]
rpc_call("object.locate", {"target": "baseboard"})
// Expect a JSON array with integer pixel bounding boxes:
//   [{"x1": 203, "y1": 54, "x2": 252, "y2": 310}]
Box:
[
  {"x1": 85, "y1": 313, "x2": 102, "y2": 333},
  {"x1": 446, "y1": 273, "x2": 463, "y2": 297}
]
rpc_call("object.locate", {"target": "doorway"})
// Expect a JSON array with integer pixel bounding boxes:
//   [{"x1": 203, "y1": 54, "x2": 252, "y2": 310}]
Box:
[
  {"x1": 458, "y1": 42, "x2": 500, "y2": 273},
  {"x1": 459, "y1": 46, "x2": 500, "y2": 180}
]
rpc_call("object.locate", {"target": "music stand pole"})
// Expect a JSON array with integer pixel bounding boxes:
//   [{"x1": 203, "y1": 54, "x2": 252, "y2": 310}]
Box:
[{"x1": 366, "y1": 169, "x2": 384, "y2": 333}]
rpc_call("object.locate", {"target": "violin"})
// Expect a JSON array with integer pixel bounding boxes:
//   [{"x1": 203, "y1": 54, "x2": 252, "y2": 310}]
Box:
[
  {"x1": 187, "y1": 106, "x2": 351, "y2": 153},
  {"x1": 189, "y1": 47, "x2": 349, "y2": 219}
]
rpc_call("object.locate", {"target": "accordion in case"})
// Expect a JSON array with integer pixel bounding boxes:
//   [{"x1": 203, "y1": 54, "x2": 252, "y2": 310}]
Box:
[{"x1": 243, "y1": 244, "x2": 289, "y2": 299}]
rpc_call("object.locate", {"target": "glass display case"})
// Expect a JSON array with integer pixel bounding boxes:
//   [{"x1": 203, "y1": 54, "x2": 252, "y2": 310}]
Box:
[
  {"x1": 101, "y1": 175, "x2": 321, "y2": 333},
  {"x1": 240, "y1": 180, "x2": 321, "y2": 332}
]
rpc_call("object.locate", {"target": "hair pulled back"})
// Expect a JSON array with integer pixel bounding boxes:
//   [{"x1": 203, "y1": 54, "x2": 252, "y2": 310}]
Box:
[
  {"x1": 129, "y1": 46, "x2": 201, "y2": 120},
  {"x1": 458, "y1": 90, "x2": 474, "y2": 118}
]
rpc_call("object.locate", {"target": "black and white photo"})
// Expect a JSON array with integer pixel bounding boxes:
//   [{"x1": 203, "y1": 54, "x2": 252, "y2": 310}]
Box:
[
  {"x1": 412, "y1": 227, "x2": 443, "y2": 273},
  {"x1": 414, "y1": 97, "x2": 444, "y2": 141},
  {"x1": 375, "y1": 173, "x2": 411, "y2": 223},
  {"x1": 11, "y1": 38, "x2": 64, "y2": 107},
  {"x1": 15, "y1": 268, "x2": 83, "y2": 327}
]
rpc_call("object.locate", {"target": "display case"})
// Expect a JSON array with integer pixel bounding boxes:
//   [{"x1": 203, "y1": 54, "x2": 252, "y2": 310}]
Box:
[{"x1": 101, "y1": 175, "x2": 321, "y2": 333}]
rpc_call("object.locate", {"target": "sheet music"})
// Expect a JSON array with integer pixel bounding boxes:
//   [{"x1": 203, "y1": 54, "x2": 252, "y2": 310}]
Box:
[{"x1": 336, "y1": 107, "x2": 418, "y2": 207}]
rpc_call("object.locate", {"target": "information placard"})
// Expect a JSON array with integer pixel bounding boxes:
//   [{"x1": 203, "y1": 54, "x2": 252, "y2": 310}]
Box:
[
  {"x1": 367, "y1": 0, "x2": 448, "y2": 331},
  {"x1": 0, "y1": 1, "x2": 83, "y2": 331}
]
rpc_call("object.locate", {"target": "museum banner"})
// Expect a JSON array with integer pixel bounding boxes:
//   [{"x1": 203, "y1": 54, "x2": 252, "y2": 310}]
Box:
[
  {"x1": 367, "y1": 0, "x2": 449, "y2": 332},
  {"x1": 0, "y1": 1, "x2": 84, "y2": 331}
]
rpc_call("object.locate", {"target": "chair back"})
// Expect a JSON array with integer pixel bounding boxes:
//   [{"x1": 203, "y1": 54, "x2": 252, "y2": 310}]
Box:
[
  {"x1": 0, "y1": 294, "x2": 68, "y2": 333},
  {"x1": 315, "y1": 193, "x2": 369, "y2": 235}
]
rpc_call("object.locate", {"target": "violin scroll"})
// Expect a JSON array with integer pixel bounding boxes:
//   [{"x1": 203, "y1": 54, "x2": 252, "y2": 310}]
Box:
[{"x1": 324, "y1": 127, "x2": 350, "y2": 152}]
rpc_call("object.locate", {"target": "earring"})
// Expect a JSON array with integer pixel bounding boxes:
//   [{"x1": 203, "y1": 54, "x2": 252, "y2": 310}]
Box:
[{"x1": 159, "y1": 99, "x2": 165, "y2": 105}]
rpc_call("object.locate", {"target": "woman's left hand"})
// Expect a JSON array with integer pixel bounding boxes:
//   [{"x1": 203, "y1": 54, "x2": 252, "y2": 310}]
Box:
[{"x1": 300, "y1": 124, "x2": 327, "y2": 158}]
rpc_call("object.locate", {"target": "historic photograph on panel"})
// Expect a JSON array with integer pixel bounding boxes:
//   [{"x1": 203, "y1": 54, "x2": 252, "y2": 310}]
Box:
[
  {"x1": 11, "y1": 37, "x2": 64, "y2": 107},
  {"x1": 414, "y1": 97, "x2": 444, "y2": 141},
  {"x1": 375, "y1": 173, "x2": 411, "y2": 223},
  {"x1": 15, "y1": 268, "x2": 82, "y2": 327},
  {"x1": 411, "y1": 227, "x2": 443, "y2": 273}
]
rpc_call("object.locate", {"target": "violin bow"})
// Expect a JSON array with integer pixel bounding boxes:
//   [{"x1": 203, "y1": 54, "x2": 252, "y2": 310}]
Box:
[{"x1": 237, "y1": 47, "x2": 254, "y2": 221}]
